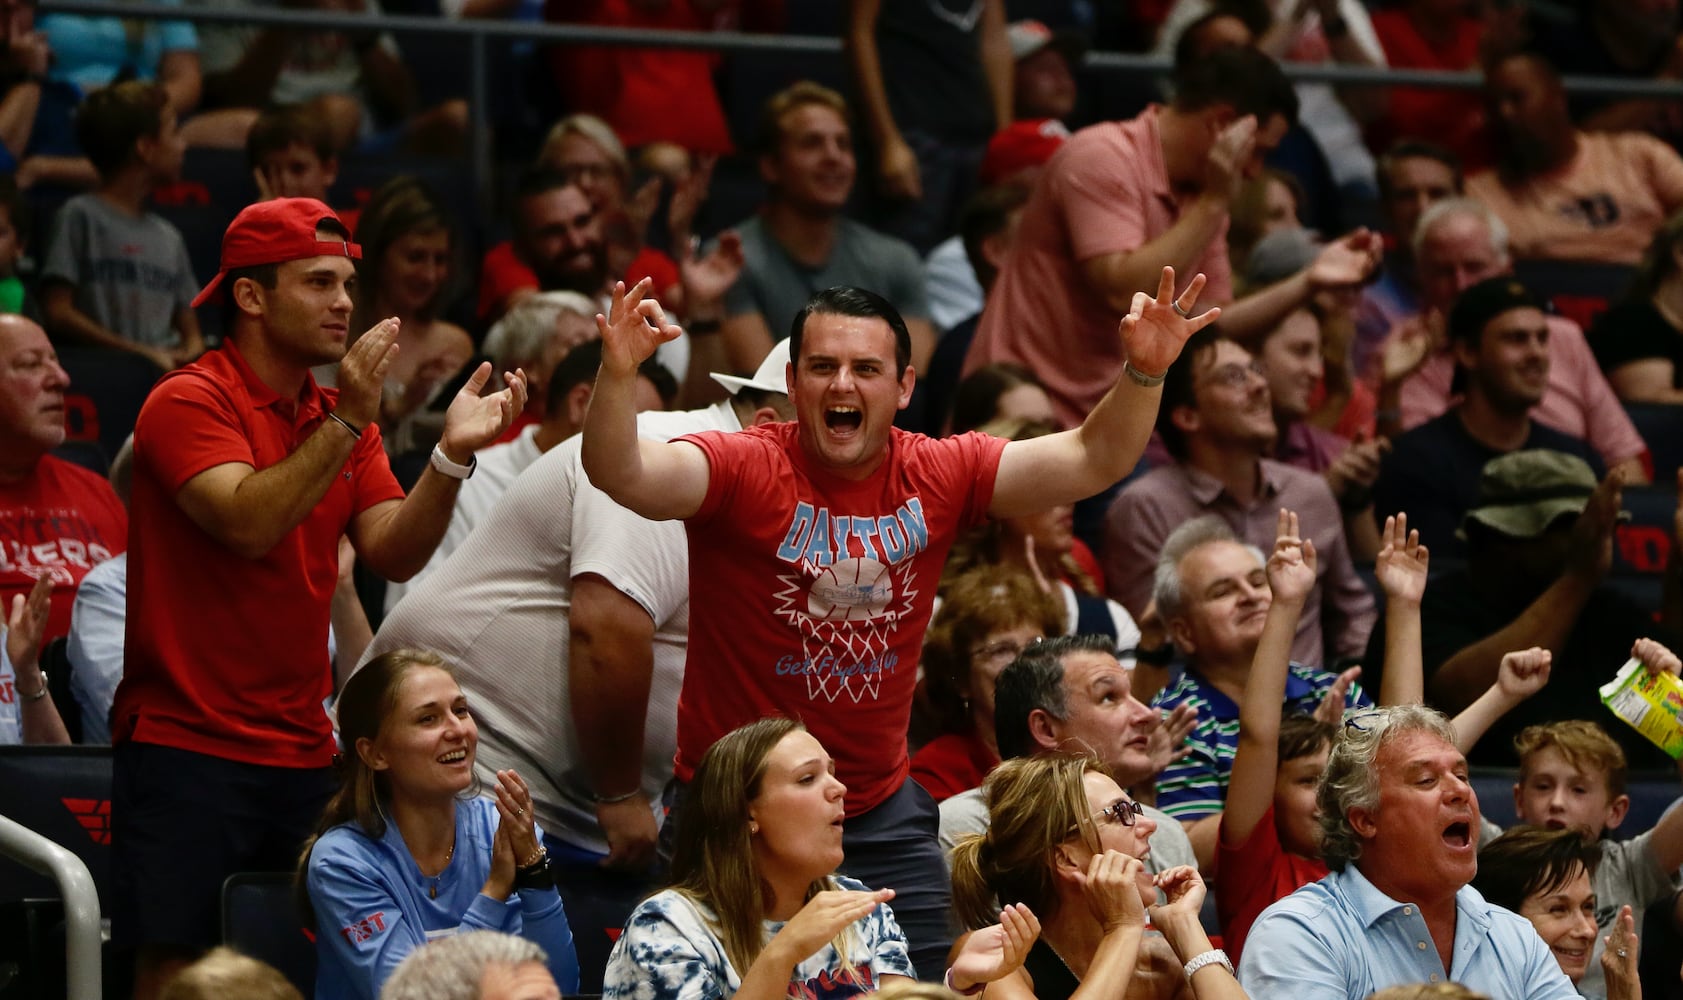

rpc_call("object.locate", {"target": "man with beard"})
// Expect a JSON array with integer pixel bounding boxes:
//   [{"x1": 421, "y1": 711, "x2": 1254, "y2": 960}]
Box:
[
  {"x1": 1467, "y1": 50, "x2": 1683, "y2": 267},
  {"x1": 1102, "y1": 328, "x2": 1375, "y2": 669},
  {"x1": 1239, "y1": 704, "x2": 1579, "y2": 1000},
  {"x1": 1372, "y1": 277, "x2": 1603, "y2": 557},
  {"x1": 582, "y1": 268, "x2": 1219, "y2": 979},
  {"x1": 480, "y1": 169, "x2": 611, "y2": 323}
]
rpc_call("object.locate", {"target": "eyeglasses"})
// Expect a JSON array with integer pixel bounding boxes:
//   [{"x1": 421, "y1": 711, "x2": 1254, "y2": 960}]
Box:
[
  {"x1": 1094, "y1": 799, "x2": 1146, "y2": 828},
  {"x1": 1197, "y1": 360, "x2": 1267, "y2": 390},
  {"x1": 970, "y1": 637, "x2": 1042, "y2": 665}
]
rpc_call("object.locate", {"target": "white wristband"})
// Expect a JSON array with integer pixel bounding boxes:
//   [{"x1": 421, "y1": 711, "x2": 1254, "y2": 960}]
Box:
[
  {"x1": 1182, "y1": 949, "x2": 1233, "y2": 983},
  {"x1": 429, "y1": 444, "x2": 476, "y2": 480}
]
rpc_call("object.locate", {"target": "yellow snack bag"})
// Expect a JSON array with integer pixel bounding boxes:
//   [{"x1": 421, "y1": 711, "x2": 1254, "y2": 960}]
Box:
[{"x1": 1600, "y1": 657, "x2": 1683, "y2": 760}]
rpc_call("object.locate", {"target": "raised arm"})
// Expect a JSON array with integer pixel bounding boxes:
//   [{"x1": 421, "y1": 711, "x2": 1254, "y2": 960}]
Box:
[
  {"x1": 991, "y1": 266, "x2": 1219, "y2": 516},
  {"x1": 350, "y1": 357, "x2": 527, "y2": 581},
  {"x1": 1627, "y1": 638, "x2": 1683, "y2": 873},
  {"x1": 174, "y1": 322, "x2": 403, "y2": 560},
  {"x1": 1431, "y1": 471, "x2": 1620, "y2": 709},
  {"x1": 581, "y1": 280, "x2": 713, "y2": 521},
  {"x1": 5, "y1": 574, "x2": 70, "y2": 745},
  {"x1": 1223, "y1": 509, "x2": 1316, "y2": 850},
  {"x1": 1447, "y1": 646, "x2": 1549, "y2": 754},
  {"x1": 1372, "y1": 513, "x2": 1428, "y2": 706}
]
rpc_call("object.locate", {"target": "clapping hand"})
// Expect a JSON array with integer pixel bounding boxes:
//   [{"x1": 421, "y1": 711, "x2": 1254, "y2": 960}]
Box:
[
  {"x1": 948, "y1": 903, "x2": 1042, "y2": 993},
  {"x1": 4, "y1": 573, "x2": 50, "y2": 681},
  {"x1": 437, "y1": 361, "x2": 527, "y2": 463},
  {"x1": 767, "y1": 888, "x2": 896, "y2": 969}
]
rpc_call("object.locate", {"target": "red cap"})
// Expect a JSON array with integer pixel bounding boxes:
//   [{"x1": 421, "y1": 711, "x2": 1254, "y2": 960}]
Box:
[
  {"x1": 980, "y1": 119, "x2": 1071, "y2": 186},
  {"x1": 192, "y1": 197, "x2": 362, "y2": 308}
]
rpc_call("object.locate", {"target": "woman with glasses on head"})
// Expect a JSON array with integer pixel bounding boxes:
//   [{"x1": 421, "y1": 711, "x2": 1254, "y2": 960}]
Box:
[
  {"x1": 298, "y1": 649, "x2": 579, "y2": 1000},
  {"x1": 950, "y1": 754, "x2": 1247, "y2": 1000},
  {"x1": 911, "y1": 568, "x2": 1064, "y2": 802}
]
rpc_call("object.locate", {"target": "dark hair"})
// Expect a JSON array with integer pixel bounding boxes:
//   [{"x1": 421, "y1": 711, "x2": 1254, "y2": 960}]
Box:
[
  {"x1": 511, "y1": 166, "x2": 582, "y2": 218},
  {"x1": 75, "y1": 80, "x2": 169, "y2": 179},
  {"x1": 546, "y1": 338, "x2": 604, "y2": 413},
  {"x1": 959, "y1": 185, "x2": 1031, "y2": 294},
  {"x1": 1172, "y1": 5, "x2": 1264, "y2": 71},
  {"x1": 1377, "y1": 139, "x2": 1465, "y2": 202},
  {"x1": 350, "y1": 175, "x2": 461, "y2": 329},
  {"x1": 1472, "y1": 824, "x2": 1601, "y2": 913},
  {"x1": 1154, "y1": 326, "x2": 1227, "y2": 460},
  {"x1": 789, "y1": 286, "x2": 912, "y2": 377},
  {"x1": 1278, "y1": 713, "x2": 1337, "y2": 763},
  {"x1": 246, "y1": 104, "x2": 338, "y2": 167},
  {"x1": 993, "y1": 634, "x2": 1120, "y2": 761},
  {"x1": 949, "y1": 362, "x2": 1045, "y2": 436},
  {"x1": 1171, "y1": 46, "x2": 1299, "y2": 127}
]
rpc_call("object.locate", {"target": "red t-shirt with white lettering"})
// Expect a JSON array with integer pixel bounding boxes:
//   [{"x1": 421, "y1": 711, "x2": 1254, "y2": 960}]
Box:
[
  {"x1": 674, "y1": 423, "x2": 1006, "y2": 815},
  {"x1": 0, "y1": 455, "x2": 127, "y2": 643}
]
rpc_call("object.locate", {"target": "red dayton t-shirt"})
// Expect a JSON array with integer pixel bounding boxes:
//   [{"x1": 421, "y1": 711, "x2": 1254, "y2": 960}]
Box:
[
  {"x1": 0, "y1": 455, "x2": 127, "y2": 643},
  {"x1": 113, "y1": 340, "x2": 404, "y2": 767},
  {"x1": 674, "y1": 423, "x2": 1006, "y2": 815}
]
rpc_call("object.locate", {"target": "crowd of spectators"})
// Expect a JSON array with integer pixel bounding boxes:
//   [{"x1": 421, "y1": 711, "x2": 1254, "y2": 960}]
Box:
[{"x1": 10, "y1": 1, "x2": 1683, "y2": 999}]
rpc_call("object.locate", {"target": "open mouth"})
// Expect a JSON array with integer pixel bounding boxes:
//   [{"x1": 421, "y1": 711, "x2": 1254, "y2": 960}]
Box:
[
  {"x1": 1442, "y1": 821, "x2": 1471, "y2": 848},
  {"x1": 825, "y1": 406, "x2": 862, "y2": 433},
  {"x1": 437, "y1": 749, "x2": 468, "y2": 764}
]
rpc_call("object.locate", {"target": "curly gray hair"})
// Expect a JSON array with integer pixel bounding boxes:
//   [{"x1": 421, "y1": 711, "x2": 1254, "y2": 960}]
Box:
[{"x1": 1317, "y1": 703, "x2": 1458, "y2": 872}]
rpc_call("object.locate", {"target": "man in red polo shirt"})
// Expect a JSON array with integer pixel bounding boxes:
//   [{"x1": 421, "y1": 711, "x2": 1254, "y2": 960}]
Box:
[{"x1": 110, "y1": 198, "x2": 527, "y2": 1000}]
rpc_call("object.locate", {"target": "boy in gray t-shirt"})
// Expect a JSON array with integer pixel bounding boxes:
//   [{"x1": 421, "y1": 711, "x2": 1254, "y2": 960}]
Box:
[{"x1": 41, "y1": 81, "x2": 202, "y2": 372}]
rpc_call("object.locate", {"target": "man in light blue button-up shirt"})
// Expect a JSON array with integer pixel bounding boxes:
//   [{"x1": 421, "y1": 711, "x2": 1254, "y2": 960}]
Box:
[{"x1": 1240, "y1": 704, "x2": 1579, "y2": 1000}]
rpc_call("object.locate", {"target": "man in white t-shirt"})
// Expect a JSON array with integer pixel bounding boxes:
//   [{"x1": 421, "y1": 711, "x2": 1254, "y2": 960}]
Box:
[{"x1": 359, "y1": 341, "x2": 793, "y2": 992}]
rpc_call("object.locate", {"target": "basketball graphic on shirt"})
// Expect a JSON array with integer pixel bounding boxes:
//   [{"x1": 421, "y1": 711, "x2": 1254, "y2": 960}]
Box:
[{"x1": 806, "y1": 557, "x2": 893, "y2": 621}]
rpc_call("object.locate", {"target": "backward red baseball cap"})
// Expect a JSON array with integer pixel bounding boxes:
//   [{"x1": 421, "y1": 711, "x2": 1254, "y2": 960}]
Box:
[
  {"x1": 980, "y1": 118, "x2": 1070, "y2": 186},
  {"x1": 191, "y1": 197, "x2": 362, "y2": 308}
]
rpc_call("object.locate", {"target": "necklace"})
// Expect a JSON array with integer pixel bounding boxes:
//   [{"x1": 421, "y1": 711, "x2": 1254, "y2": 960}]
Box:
[
  {"x1": 427, "y1": 840, "x2": 455, "y2": 900},
  {"x1": 924, "y1": 0, "x2": 984, "y2": 33}
]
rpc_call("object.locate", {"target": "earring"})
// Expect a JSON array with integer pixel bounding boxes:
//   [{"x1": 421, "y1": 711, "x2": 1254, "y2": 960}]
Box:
[{"x1": 750, "y1": 821, "x2": 760, "y2": 835}]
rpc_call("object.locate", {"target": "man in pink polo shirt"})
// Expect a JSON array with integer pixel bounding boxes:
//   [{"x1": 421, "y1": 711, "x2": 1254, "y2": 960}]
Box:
[
  {"x1": 965, "y1": 46, "x2": 1384, "y2": 428},
  {"x1": 110, "y1": 198, "x2": 527, "y2": 1000}
]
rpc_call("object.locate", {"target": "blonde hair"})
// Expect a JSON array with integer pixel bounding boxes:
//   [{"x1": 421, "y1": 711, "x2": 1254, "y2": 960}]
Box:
[
  {"x1": 159, "y1": 948, "x2": 302, "y2": 1000},
  {"x1": 949, "y1": 754, "x2": 1108, "y2": 930},
  {"x1": 757, "y1": 81, "x2": 851, "y2": 155},
  {"x1": 539, "y1": 113, "x2": 630, "y2": 185},
  {"x1": 1514, "y1": 720, "x2": 1628, "y2": 797}
]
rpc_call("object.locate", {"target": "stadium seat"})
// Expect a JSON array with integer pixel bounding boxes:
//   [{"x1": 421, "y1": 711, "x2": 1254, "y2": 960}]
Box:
[
  {"x1": 222, "y1": 872, "x2": 317, "y2": 996},
  {"x1": 56, "y1": 346, "x2": 161, "y2": 462},
  {"x1": 1625, "y1": 401, "x2": 1683, "y2": 487},
  {"x1": 1511, "y1": 259, "x2": 1634, "y2": 331},
  {"x1": 0, "y1": 746, "x2": 114, "y2": 910}
]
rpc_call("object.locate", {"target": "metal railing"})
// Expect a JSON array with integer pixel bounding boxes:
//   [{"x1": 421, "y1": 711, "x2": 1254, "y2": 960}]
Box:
[
  {"x1": 35, "y1": 0, "x2": 1683, "y2": 212},
  {"x1": 0, "y1": 812, "x2": 101, "y2": 1000}
]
